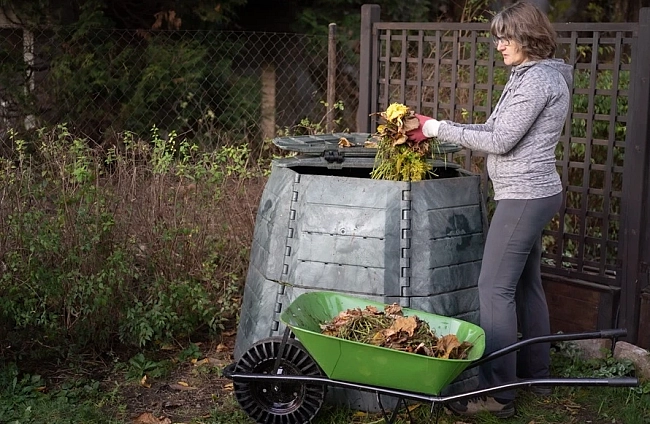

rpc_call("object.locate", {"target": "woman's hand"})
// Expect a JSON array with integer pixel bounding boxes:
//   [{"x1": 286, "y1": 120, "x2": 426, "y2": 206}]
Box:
[{"x1": 407, "y1": 114, "x2": 441, "y2": 142}]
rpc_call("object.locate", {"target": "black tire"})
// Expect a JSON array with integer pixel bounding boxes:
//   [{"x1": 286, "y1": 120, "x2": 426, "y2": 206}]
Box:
[{"x1": 233, "y1": 337, "x2": 326, "y2": 424}]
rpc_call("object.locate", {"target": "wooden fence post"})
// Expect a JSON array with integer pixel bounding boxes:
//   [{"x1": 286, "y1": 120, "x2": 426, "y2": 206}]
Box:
[
  {"x1": 327, "y1": 23, "x2": 337, "y2": 133},
  {"x1": 619, "y1": 7, "x2": 650, "y2": 343},
  {"x1": 356, "y1": 4, "x2": 380, "y2": 133}
]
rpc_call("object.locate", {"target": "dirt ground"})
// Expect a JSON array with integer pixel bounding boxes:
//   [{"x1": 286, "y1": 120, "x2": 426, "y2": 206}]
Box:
[
  {"x1": 115, "y1": 334, "x2": 239, "y2": 424},
  {"x1": 87, "y1": 333, "x2": 635, "y2": 424}
]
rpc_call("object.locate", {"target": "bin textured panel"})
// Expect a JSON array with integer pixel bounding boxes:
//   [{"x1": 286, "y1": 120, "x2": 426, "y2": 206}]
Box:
[{"x1": 246, "y1": 166, "x2": 296, "y2": 282}]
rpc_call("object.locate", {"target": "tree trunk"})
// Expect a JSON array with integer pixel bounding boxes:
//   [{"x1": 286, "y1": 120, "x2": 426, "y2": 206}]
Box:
[{"x1": 261, "y1": 63, "x2": 276, "y2": 141}]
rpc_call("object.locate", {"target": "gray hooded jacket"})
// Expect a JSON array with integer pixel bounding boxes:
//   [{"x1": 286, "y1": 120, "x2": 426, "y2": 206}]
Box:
[{"x1": 437, "y1": 59, "x2": 573, "y2": 200}]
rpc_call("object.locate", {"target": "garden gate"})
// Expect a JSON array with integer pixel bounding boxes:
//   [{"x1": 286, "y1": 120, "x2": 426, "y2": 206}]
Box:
[{"x1": 356, "y1": 5, "x2": 650, "y2": 347}]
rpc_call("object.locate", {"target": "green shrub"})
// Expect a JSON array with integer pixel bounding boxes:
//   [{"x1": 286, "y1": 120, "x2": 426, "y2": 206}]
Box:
[{"x1": 0, "y1": 125, "x2": 263, "y2": 353}]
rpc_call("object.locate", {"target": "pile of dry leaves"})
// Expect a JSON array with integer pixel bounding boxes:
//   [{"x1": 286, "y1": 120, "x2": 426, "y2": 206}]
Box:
[{"x1": 320, "y1": 304, "x2": 473, "y2": 360}]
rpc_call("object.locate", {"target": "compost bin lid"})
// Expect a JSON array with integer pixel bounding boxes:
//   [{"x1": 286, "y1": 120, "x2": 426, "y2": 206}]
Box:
[{"x1": 272, "y1": 133, "x2": 462, "y2": 159}]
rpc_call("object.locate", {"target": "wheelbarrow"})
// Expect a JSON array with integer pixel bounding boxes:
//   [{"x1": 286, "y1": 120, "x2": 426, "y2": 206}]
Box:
[{"x1": 224, "y1": 291, "x2": 638, "y2": 423}]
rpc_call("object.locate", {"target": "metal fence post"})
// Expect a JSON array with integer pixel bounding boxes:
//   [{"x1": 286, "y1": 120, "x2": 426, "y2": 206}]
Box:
[
  {"x1": 356, "y1": 4, "x2": 380, "y2": 133},
  {"x1": 327, "y1": 23, "x2": 337, "y2": 133},
  {"x1": 619, "y1": 7, "x2": 650, "y2": 343}
]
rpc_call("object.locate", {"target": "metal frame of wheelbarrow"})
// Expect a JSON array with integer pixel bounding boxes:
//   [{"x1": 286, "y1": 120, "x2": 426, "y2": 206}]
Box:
[{"x1": 224, "y1": 327, "x2": 639, "y2": 424}]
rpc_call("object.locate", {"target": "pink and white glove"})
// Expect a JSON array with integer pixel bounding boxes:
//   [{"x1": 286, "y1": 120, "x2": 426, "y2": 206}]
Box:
[{"x1": 407, "y1": 114, "x2": 442, "y2": 142}]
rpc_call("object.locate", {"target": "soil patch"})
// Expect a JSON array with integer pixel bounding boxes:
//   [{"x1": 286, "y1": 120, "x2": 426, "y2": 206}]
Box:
[{"x1": 108, "y1": 336, "x2": 237, "y2": 423}]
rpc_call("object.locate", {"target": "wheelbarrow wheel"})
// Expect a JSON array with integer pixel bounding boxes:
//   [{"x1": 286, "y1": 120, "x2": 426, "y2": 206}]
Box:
[{"x1": 234, "y1": 336, "x2": 326, "y2": 424}]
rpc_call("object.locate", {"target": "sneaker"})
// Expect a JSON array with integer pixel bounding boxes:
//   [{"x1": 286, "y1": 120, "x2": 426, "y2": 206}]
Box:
[
  {"x1": 528, "y1": 385, "x2": 553, "y2": 396},
  {"x1": 517, "y1": 377, "x2": 554, "y2": 396},
  {"x1": 447, "y1": 396, "x2": 515, "y2": 418}
]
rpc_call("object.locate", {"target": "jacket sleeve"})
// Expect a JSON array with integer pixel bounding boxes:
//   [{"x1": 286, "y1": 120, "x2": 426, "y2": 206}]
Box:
[
  {"x1": 442, "y1": 116, "x2": 494, "y2": 132},
  {"x1": 437, "y1": 78, "x2": 548, "y2": 155}
]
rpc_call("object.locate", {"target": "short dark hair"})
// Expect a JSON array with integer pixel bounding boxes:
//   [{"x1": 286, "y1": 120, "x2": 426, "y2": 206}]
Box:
[{"x1": 490, "y1": 1, "x2": 557, "y2": 60}]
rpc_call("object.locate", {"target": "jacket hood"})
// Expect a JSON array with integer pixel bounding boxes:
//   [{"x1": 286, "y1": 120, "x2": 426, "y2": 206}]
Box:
[{"x1": 514, "y1": 58, "x2": 573, "y2": 90}]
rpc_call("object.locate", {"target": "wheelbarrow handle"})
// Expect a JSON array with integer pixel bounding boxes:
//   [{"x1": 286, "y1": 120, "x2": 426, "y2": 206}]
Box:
[
  {"x1": 469, "y1": 328, "x2": 627, "y2": 369},
  {"x1": 597, "y1": 328, "x2": 628, "y2": 338}
]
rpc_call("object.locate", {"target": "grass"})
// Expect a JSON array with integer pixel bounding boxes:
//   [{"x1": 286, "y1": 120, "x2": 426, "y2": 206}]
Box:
[
  {"x1": 0, "y1": 363, "x2": 125, "y2": 424},
  {"x1": 1, "y1": 341, "x2": 648, "y2": 424}
]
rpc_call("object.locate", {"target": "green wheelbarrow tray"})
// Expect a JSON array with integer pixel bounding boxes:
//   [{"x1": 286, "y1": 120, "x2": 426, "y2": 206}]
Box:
[
  {"x1": 279, "y1": 291, "x2": 486, "y2": 396},
  {"x1": 226, "y1": 291, "x2": 637, "y2": 424}
]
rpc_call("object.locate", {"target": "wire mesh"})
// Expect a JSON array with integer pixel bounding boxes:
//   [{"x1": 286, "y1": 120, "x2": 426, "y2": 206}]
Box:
[{"x1": 0, "y1": 27, "x2": 359, "y2": 146}]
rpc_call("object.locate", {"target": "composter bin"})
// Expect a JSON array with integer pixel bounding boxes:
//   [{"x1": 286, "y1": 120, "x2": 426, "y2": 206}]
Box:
[{"x1": 235, "y1": 133, "x2": 487, "y2": 409}]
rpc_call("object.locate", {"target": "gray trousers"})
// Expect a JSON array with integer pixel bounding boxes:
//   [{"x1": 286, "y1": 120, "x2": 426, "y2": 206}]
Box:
[{"x1": 478, "y1": 192, "x2": 563, "y2": 401}]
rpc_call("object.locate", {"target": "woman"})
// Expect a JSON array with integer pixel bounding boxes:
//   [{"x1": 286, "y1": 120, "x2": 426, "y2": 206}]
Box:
[{"x1": 408, "y1": 1, "x2": 573, "y2": 418}]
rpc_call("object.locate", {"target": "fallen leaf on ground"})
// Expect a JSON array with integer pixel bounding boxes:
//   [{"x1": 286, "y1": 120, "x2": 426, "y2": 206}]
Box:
[
  {"x1": 140, "y1": 375, "x2": 151, "y2": 388},
  {"x1": 205, "y1": 357, "x2": 228, "y2": 367},
  {"x1": 133, "y1": 412, "x2": 171, "y2": 424},
  {"x1": 407, "y1": 403, "x2": 421, "y2": 412},
  {"x1": 169, "y1": 383, "x2": 196, "y2": 391}
]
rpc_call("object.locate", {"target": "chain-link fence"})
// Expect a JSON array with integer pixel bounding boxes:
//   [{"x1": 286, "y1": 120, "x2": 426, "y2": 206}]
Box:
[{"x1": 0, "y1": 26, "x2": 359, "y2": 147}]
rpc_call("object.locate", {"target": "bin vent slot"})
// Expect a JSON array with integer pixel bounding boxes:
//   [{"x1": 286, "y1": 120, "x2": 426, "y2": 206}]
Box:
[{"x1": 323, "y1": 149, "x2": 345, "y2": 163}]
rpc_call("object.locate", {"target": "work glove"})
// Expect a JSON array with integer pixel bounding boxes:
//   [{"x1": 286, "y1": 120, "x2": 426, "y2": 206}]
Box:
[{"x1": 406, "y1": 114, "x2": 442, "y2": 143}]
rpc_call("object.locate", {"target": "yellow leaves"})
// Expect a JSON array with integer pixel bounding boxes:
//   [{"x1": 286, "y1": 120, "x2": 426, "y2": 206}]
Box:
[
  {"x1": 372, "y1": 146, "x2": 431, "y2": 182},
  {"x1": 376, "y1": 105, "x2": 412, "y2": 146},
  {"x1": 378, "y1": 103, "x2": 420, "y2": 146},
  {"x1": 385, "y1": 103, "x2": 409, "y2": 121},
  {"x1": 371, "y1": 102, "x2": 434, "y2": 181}
]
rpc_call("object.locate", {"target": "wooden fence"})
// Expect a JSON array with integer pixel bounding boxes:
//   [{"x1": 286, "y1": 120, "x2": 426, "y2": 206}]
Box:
[{"x1": 356, "y1": 5, "x2": 650, "y2": 347}]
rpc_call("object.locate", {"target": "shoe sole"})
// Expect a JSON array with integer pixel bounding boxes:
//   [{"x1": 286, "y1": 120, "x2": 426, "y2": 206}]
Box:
[
  {"x1": 529, "y1": 387, "x2": 553, "y2": 396},
  {"x1": 493, "y1": 407, "x2": 515, "y2": 418},
  {"x1": 446, "y1": 404, "x2": 515, "y2": 419}
]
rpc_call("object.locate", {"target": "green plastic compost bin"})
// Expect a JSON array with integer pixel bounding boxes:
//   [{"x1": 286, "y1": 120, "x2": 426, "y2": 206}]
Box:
[{"x1": 280, "y1": 291, "x2": 486, "y2": 395}]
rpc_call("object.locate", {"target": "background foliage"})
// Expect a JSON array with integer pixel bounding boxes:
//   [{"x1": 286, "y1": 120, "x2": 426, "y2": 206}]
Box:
[
  {"x1": 0, "y1": 0, "x2": 645, "y2": 368},
  {"x1": 0, "y1": 126, "x2": 264, "y2": 353}
]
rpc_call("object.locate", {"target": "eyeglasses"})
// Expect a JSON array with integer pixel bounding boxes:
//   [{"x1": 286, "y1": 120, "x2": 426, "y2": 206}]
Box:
[{"x1": 493, "y1": 37, "x2": 511, "y2": 47}]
